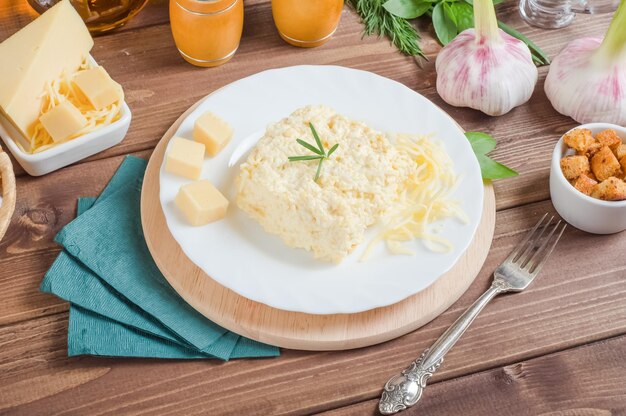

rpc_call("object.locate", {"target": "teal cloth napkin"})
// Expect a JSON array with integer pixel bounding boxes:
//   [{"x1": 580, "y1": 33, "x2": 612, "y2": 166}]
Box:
[{"x1": 40, "y1": 156, "x2": 279, "y2": 360}]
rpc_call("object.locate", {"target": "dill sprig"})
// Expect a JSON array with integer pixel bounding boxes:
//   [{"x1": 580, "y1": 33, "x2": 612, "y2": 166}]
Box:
[
  {"x1": 288, "y1": 123, "x2": 339, "y2": 181},
  {"x1": 347, "y1": 0, "x2": 424, "y2": 58}
]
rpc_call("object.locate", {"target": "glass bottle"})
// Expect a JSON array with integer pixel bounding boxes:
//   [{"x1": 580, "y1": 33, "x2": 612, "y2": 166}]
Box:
[{"x1": 27, "y1": 0, "x2": 150, "y2": 34}]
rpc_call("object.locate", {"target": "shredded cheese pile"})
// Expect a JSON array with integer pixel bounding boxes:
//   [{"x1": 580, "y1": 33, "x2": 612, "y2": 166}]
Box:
[
  {"x1": 362, "y1": 133, "x2": 468, "y2": 260},
  {"x1": 23, "y1": 59, "x2": 122, "y2": 154}
]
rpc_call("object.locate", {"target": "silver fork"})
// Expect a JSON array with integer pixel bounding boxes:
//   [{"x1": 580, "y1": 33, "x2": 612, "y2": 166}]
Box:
[{"x1": 379, "y1": 214, "x2": 566, "y2": 415}]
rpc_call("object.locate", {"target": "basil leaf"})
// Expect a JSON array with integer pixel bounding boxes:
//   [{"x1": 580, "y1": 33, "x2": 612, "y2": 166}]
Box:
[
  {"x1": 465, "y1": 132, "x2": 496, "y2": 154},
  {"x1": 465, "y1": 132, "x2": 518, "y2": 180},
  {"x1": 443, "y1": 2, "x2": 458, "y2": 26},
  {"x1": 383, "y1": 0, "x2": 431, "y2": 19},
  {"x1": 476, "y1": 155, "x2": 518, "y2": 180},
  {"x1": 447, "y1": 2, "x2": 474, "y2": 31},
  {"x1": 432, "y1": 2, "x2": 457, "y2": 45}
]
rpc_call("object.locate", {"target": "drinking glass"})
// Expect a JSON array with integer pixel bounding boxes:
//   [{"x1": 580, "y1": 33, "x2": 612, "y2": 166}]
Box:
[
  {"x1": 169, "y1": 0, "x2": 244, "y2": 67},
  {"x1": 519, "y1": 0, "x2": 619, "y2": 28},
  {"x1": 271, "y1": 0, "x2": 344, "y2": 48}
]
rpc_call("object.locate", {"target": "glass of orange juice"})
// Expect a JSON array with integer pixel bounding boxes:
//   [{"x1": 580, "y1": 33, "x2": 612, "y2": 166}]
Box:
[
  {"x1": 272, "y1": 0, "x2": 344, "y2": 48},
  {"x1": 169, "y1": 0, "x2": 244, "y2": 67}
]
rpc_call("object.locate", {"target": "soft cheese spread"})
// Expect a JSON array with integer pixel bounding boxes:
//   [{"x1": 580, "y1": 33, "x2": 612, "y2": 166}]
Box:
[{"x1": 236, "y1": 105, "x2": 415, "y2": 262}]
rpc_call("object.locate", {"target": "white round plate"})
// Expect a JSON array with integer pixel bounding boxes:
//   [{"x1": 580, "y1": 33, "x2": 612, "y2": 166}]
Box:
[{"x1": 159, "y1": 65, "x2": 483, "y2": 314}]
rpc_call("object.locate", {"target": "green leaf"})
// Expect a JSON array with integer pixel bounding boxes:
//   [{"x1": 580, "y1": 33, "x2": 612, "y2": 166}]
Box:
[
  {"x1": 314, "y1": 158, "x2": 324, "y2": 181},
  {"x1": 497, "y1": 21, "x2": 550, "y2": 65},
  {"x1": 309, "y1": 123, "x2": 324, "y2": 154},
  {"x1": 383, "y1": 0, "x2": 431, "y2": 19},
  {"x1": 465, "y1": 132, "x2": 496, "y2": 155},
  {"x1": 327, "y1": 143, "x2": 340, "y2": 157},
  {"x1": 447, "y1": 2, "x2": 474, "y2": 32},
  {"x1": 465, "y1": 132, "x2": 518, "y2": 180},
  {"x1": 476, "y1": 155, "x2": 518, "y2": 180},
  {"x1": 432, "y1": 2, "x2": 458, "y2": 45},
  {"x1": 288, "y1": 155, "x2": 324, "y2": 162},
  {"x1": 443, "y1": 2, "x2": 457, "y2": 26},
  {"x1": 296, "y1": 139, "x2": 324, "y2": 155}
]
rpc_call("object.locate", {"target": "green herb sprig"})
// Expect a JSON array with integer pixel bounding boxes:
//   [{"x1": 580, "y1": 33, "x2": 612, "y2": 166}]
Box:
[
  {"x1": 348, "y1": 0, "x2": 550, "y2": 65},
  {"x1": 347, "y1": 0, "x2": 424, "y2": 58},
  {"x1": 465, "y1": 132, "x2": 518, "y2": 180},
  {"x1": 288, "y1": 123, "x2": 339, "y2": 181}
]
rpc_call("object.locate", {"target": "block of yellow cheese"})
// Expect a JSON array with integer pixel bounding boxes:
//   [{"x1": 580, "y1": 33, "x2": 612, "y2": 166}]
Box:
[
  {"x1": 73, "y1": 66, "x2": 123, "y2": 110},
  {"x1": 165, "y1": 137, "x2": 205, "y2": 180},
  {"x1": 193, "y1": 112, "x2": 233, "y2": 156},
  {"x1": 0, "y1": 0, "x2": 93, "y2": 149},
  {"x1": 175, "y1": 180, "x2": 229, "y2": 226},
  {"x1": 39, "y1": 101, "x2": 88, "y2": 143}
]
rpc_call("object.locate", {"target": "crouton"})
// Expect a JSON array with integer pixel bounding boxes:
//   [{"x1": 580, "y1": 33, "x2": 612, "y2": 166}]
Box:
[
  {"x1": 614, "y1": 144, "x2": 626, "y2": 160},
  {"x1": 563, "y1": 128, "x2": 595, "y2": 153},
  {"x1": 572, "y1": 173, "x2": 598, "y2": 196},
  {"x1": 591, "y1": 146, "x2": 622, "y2": 181},
  {"x1": 595, "y1": 129, "x2": 622, "y2": 151},
  {"x1": 560, "y1": 155, "x2": 590, "y2": 180},
  {"x1": 578, "y1": 142, "x2": 603, "y2": 157},
  {"x1": 590, "y1": 177, "x2": 626, "y2": 201},
  {"x1": 621, "y1": 155, "x2": 626, "y2": 175}
]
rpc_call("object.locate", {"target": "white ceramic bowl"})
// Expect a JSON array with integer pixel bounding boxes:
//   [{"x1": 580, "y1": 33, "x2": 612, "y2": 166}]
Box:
[
  {"x1": 0, "y1": 56, "x2": 131, "y2": 176},
  {"x1": 550, "y1": 123, "x2": 626, "y2": 234}
]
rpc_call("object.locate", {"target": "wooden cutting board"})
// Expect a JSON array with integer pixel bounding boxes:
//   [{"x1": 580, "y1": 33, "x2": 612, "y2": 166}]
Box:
[{"x1": 140, "y1": 98, "x2": 496, "y2": 351}]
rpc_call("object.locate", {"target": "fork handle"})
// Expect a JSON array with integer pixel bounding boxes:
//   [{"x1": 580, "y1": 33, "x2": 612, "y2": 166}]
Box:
[{"x1": 379, "y1": 280, "x2": 507, "y2": 415}]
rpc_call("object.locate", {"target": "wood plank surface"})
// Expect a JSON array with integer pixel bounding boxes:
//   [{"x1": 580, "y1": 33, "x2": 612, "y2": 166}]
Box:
[
  {"x1": 320, "y1": 335, "x2": 626, "y2": 416},
  {"x1": 1, "y1": 0, "x2": 624, "y2": 415}
]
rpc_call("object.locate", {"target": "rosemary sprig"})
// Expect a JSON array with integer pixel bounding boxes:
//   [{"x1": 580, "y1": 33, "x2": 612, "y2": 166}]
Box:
[{"x1": 288, "y1": 123, "x2": 339, "y2": 181}]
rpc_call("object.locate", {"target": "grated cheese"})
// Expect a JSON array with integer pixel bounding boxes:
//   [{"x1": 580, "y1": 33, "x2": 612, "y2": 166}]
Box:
[
  {"x1": 362, "y1": 133, "x2": 468, "y2": 260},
  {"x1": 22, "y1": 58, "x2": 122, "y2": 154}
]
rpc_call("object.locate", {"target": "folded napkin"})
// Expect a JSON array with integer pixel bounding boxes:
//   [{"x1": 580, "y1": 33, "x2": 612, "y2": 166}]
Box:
[{"x1": 40, "y1": 156, "x2": 279, "y2": 360}]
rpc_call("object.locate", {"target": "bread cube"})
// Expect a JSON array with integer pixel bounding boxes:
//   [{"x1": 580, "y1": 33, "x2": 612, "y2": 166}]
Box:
[
  {"x1": 577, "y1": 141, "x2": 602, "y2": 157},
  {"x1": 595, "y1": 129, "x2": 622, "y2": 151},
  {"x1": 560, "y1": 155, "x2": 589, "y2": 180},
  {"x1": 564, "y1": 128, "x2": 595, "y2": 153},
  {"x1": 591, "y1": 146, "x2": 622, "y2": 181},
  {"x1": 572, "y1": 173, "x2": 598, "y2": 196},
  {"x1": 614, "y1": 144, "x2": 626, "y2": 160},
  {"x1": 621, "y1": 155, "x2": 626, "y2": 175},
  {"x1": 590, "y1": 177, "x2": 626, "y2": 201}
]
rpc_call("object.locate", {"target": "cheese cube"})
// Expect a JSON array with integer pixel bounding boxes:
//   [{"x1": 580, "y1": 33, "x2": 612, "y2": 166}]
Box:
[
  {"x1": 166, "y1": 137, "x2": 205, "y2": 180},
  {"x1": 193, "y1": 112, "x2": 233, "y2": 156},
  {"x1": 73, "y1": 66, "x2": 123, "y2": 110},
  {"x1": 175, "y1": 180, "x2": 229, "y2": 226},
  {"x1": 39, "y1": 101, "x2": 87, "y2": 142}
]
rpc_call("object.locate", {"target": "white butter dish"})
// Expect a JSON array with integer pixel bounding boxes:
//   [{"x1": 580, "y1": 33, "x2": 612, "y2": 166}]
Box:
[{"x1": 0, "y1": 56, "x2": 131, "y2": 176}]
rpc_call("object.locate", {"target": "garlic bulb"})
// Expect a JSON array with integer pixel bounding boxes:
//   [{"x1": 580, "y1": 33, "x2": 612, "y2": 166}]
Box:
[
  {"x1": 435, "y1": 0, "x2": 538, "y2": 116},
  {"x1": 545, "y1": 2, "x2": 626, "y2": 125}
]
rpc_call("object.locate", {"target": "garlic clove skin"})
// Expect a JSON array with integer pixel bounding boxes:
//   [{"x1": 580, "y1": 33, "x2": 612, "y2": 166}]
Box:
[
  {"x1": 545, "y1": 37, "x2": 626, "y2": 125},
  {"x1": 436, "y1": 29, "x2": 538, "y2": 116}
]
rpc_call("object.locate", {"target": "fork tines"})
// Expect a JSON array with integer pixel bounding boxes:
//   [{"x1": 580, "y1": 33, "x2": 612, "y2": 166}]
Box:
[{"x1": 508, "y1": 214, "x2": 567, "y2": 275}]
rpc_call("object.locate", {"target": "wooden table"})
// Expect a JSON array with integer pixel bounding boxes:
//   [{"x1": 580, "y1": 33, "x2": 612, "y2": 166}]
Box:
[{"x1": 1, "y1": 1, "x2": 625, "y2": 414}]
